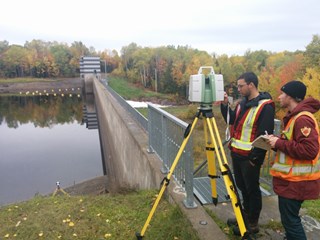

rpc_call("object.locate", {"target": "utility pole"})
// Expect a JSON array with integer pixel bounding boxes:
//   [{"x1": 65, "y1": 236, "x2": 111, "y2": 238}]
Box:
[{"x1": 155, "y1": 68, "x2": 158, "y2": 92}]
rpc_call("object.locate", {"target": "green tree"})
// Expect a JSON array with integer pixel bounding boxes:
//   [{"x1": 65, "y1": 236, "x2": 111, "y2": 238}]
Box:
[
  {"x1": 216, "y1": 54, "x2": 233, "y2": 84},
  {"x1": 304, "y1": 34, "x2": 320, "y2": 70},
  {"x1": 244, "y1": 49, "x2": 270, "y2": 73},
  {"x1": 1, "y1": 45, "x2": 30, "y2": 77},
  {"x1": 50, "y1": 43, "x2": 73, "y2": 77}
]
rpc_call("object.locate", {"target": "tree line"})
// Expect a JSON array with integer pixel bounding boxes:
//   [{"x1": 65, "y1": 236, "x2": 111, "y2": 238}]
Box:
[{"x1": 0, "y1": 35, "x2": 319, "y2": 119}]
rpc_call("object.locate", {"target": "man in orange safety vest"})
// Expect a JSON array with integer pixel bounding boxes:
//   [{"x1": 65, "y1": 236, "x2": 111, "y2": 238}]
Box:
[{"x1": 267, "y1": 80, "x2": 320, "y2": 240}]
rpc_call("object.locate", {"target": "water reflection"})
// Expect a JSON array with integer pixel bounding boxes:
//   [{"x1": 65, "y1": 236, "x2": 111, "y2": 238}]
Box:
[
  {"x1": 0, "y1": 95, "x2": 103, "y2": 206},
  {"x1": 0, "y1": 95, "x2": 83, "y2": 128}
]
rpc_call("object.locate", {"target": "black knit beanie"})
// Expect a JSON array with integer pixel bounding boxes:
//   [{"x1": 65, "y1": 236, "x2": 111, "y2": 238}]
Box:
[{"x1": 281, "y1": 80, "x2": 306, "y2": 102}]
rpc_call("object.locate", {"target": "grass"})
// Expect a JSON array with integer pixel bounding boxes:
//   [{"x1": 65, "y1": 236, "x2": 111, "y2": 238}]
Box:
[
  {"x1": 108, "y1": 77, "x2": 165, "y2": 100},
  {"x1": 0, "y1": 190, "x2": 200, "y2": 240},
  {"x1": 302, "y1": 199, "x2": 320, "y2": 220}
]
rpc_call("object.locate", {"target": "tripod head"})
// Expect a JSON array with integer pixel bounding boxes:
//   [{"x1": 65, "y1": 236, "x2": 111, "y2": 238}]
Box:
[{"x1": 199, "y1": 103, "x2": 213, "y2": 111}]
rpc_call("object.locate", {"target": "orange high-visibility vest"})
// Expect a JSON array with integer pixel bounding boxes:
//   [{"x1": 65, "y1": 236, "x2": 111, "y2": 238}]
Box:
[
  {"x1": 230, "y1": 99, "x2": 273, "y2": 156},
  {"x1": 270, "y1": 111, "x2": 320, "y2": 181}
]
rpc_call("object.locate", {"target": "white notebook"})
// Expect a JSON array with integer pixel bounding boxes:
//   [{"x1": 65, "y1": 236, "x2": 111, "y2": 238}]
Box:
[{"x1": 251, "y1": 135, "x2": 271, "y2": 150}]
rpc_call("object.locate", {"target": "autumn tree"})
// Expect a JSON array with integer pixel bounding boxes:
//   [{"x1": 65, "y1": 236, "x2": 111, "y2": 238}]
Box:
[
  {"x1": 69, "y1": 41, "x2": 90, "y2": 75},
  {"x1": 279, "y1": 54, "x2": 304, "y2": 84},
  {"x1": 301, "y1": 68, "x2": 320, "y2": 121}
]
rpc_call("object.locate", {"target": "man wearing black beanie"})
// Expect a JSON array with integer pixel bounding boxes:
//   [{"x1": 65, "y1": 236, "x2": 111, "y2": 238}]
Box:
[
  {"x1": 280, "y1": 80, "x2": 307, "y2": 103},
  {"x1": 267, "y1": 80, "x2": 320, "y2": 240}
]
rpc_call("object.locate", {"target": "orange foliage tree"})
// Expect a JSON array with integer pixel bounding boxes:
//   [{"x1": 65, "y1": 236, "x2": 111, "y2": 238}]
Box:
[{"x1": 301, "y1": 68, "x2": 320, "y2": 122}]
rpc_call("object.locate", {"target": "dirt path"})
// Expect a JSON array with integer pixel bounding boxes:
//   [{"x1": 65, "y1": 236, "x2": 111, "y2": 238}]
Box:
[{"x1": 0, "y1": 78, "x2": 83, "y2": 94}]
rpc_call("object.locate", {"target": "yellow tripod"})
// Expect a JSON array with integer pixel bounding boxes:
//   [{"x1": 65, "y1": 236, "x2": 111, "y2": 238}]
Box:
[
  {"x1": 136, "y1": 107, "x2": 250, "y2": 239},
  {"x1": 52, "y1": 181, "x2": 69, "y2": 196}
]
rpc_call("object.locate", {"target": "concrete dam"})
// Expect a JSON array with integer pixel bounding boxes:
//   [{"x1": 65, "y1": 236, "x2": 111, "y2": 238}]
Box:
[{"x1": 89, "y1": 77, "x2": 164, "y2": 192}]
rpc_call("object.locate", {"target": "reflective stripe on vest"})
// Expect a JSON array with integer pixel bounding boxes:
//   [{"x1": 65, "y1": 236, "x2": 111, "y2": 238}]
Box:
[
  {"x1": 271, "y1": 161, "x2": 320, "y2": 175},
  {"x1": 231, "y1": 99, "x2": 271, "y2": 151},
  {"x1": 270, "y1": 111, "x2": 320, "y2": 181}
]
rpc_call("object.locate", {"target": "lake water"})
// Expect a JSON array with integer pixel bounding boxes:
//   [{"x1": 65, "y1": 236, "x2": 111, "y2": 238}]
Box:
[{"x1": 0, "y1": 95, "x2": 103, "y2": 206}]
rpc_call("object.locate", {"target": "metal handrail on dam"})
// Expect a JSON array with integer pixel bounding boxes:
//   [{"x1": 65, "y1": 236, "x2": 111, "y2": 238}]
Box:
[{"x1": 101, "y1": 79, "x2": 196, "y2": 208}]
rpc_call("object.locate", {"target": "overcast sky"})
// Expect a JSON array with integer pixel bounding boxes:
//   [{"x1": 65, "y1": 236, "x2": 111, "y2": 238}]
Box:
[{"x1": 1, "y1": 0, "x2": 319, "y2": 56}]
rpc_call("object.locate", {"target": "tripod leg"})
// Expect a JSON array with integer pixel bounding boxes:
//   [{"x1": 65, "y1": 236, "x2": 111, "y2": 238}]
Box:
[
  {"x1": 203, "y1": 119, "x2": 218, "y2": 205},
  {"x1": 206, "y1": 117, "x2": 249, "y2": 238},
  {"x1": 52, "y1": 189, "x2": 58, "y2": 197},
  {"x1": 136, "y1": 113, "x2": 200, "y2": 239},
  {"x1": 60, "y1": 188, "x2": 70, "y2": 196}
]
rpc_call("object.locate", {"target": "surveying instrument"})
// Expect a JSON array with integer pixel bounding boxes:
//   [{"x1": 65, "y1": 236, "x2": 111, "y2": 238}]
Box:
[
  {"x1": 52, "y1": 181, "x2": 69, "y2": 196},
  {"x1": 136, "y1": 67, "x2": 251, "y2": 239}
]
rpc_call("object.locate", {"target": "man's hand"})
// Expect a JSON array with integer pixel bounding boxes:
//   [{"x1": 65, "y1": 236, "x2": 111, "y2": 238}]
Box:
[
  {"x1": 221, "y1": 92, "x2": 229, "y2": 105},
  {"x1": 266, "y1": 135, "x2": 279, "y2": 148}
]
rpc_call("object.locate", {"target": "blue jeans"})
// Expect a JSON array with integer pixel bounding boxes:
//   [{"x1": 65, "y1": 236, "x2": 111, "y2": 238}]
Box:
[{"x1": 278, "y1": 196, "x2": 306, "y2": 240}]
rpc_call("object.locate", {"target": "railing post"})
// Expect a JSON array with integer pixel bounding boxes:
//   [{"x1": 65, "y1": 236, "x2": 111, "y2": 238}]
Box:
[
  {"x1": 147, "y1": 105, "x2": 154, "y2": 153},
  {"x1": 161, "y1": 115, "x2": 169, "y2": 174},
  {"x1": 183, "y1": 139, "x2": 197, "y2": 208}
]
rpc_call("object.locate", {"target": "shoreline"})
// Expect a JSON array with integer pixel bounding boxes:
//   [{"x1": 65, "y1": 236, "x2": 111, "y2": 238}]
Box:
[{"x1": 0, "y1": 78, "x2": 83, "y2": 94}]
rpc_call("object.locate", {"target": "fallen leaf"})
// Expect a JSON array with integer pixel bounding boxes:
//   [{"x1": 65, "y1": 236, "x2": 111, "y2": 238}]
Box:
[
  {"x1": 4, "y1": 233, "x2": 9, "y2": 238},
  {"x1": 104, "y1": 233, "x2": 112, "y2": 238},
  {"x1": 69, "y1": 222, "x2": 75, "y2": 227}
]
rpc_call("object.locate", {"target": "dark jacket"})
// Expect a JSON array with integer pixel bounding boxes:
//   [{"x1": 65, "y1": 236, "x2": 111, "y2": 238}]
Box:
[
  {"x1": 221, "y1": 92, "x2": 275, "y2": 164},
  {"x1": 273, "y1": 97, "x2": 320, "y2": 200}
]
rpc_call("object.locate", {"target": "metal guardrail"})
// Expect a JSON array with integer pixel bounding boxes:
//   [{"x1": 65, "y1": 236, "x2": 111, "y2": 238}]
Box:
[
  {"x1": 99, "y1": 80, "x2": 196, "y2": 208},
  {"x1": 147, "y1": 103, "x2": 196, "y2": 208}
]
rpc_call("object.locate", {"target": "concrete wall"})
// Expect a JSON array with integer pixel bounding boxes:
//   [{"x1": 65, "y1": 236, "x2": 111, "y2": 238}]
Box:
[
  {"x1": 93, "y1": 79, "x2": 164, "y2": 192},
  {"x1": 84, "y1": 75, "x2": 94, "y2": 94}
]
